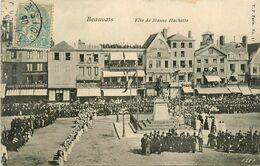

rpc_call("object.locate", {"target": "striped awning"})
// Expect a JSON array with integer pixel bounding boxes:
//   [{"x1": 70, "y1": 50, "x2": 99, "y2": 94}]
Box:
[
  {"x1": 196, "y1": 87, "x2": 231, "y2": 94},
  {"x1": 77, "y1": 88, "x2": 101, "y2": 97},
  {"x1": 6, "y1": 89, "x2": 47, "y2": 96},
  {"x1": 239, "y1": 86, "x2": 252, "y2": 95},
  {"x1": 182, "y1": 86, "x2": 193, "y2": 93},
  {"x1": 227, "y1": 85, "x2": 241, "y2": 93},
  {"x1": 102, "y1": 88, "x2": 137, "y2": 96},
  {"x1": 251, "y1": 89, "x2": 260, "y2": 95},
  {"x1": 124, "y1": 52, "x2": 138, "y2": 60},
  {"x1": 0, "y1": 84, "x2": 6, "y2": 98},
  {"x1": 110, "y1": 52, "x2": 124, "y2": 60},
  {"x1": 205, "y1": 76, "x2": 221, "y2": 82},
  {"x1": 103, "y1": 71, "x2": 126, "y2": 77}
]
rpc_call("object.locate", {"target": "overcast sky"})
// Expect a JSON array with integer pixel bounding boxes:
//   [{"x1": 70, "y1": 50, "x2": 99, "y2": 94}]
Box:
[{"x1": 2, "y1": 0, "x2": 260, "y2": 48}]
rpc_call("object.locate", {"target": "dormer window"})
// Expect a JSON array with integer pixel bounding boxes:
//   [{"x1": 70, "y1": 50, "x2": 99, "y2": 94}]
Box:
[{"x1": 157, "y1": 52, "x2": 161, "y2": 58}]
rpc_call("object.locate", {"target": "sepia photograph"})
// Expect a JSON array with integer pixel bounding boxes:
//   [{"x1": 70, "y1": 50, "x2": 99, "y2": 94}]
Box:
[{"x1": 0, "y1": 0, "x2": 260, "y2": 165}]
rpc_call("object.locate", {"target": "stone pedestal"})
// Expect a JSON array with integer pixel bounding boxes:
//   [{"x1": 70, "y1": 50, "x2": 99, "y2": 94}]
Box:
[{"x1": 153, "y1": 97, "x2": 170, "y2": 121}]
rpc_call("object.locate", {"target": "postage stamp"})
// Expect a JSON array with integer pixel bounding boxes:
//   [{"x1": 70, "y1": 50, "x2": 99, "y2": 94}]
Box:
[{"x1": 13, "y1": 0, "x2": 53, "y2": 49}]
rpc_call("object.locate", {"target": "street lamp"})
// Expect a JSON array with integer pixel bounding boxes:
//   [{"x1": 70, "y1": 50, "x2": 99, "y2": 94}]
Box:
[{"x1": 122, "y1": 107, "x2": 126, "y2": 137}]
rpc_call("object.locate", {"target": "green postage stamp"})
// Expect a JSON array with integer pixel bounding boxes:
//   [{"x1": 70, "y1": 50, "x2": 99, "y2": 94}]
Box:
[{"x1": 13, "y1": 0, "x2": 53, "y2": 49}]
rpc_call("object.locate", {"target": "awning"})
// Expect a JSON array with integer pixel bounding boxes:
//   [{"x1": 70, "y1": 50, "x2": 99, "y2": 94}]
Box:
[
  {"x1": 129, "y1": 70, "x2": 145, "y2": 77},
  {"x1": 205, "y1": 76, "x2": 221, "y2": 82},
  {"x1": 0, "y1": 84, "x2": 6, "y2": 98},
  {"x1": 124, "y1": 52, "x2": 138, "y2": 60},
  {"x1": 182, "y1": 86, "x2": 193, "y2": 93},
  {"x1": 196, "y1": 87, "x2": 231, "y2": 94},
  {"x1": 6, "y1": 89, "x2": 47, "y2": 96},
  {"x1": 77, "y1": 88, "x2": 101, "y2": 97},
  {"x1": 239, "y1": 86, "x2": 252, "y2": 95},
  {"x1": 34, "y1": 89, "x2": 47, "y2": 96},
  {"x1": 103, "y1": 71, "x2": 126, "y2": 77},
  {"x1": 110, "y1": 52, "x2": 124, "y2": 60},
  {"x1": 20, "y1": 89, "x2": 35, "y2": 96},
  {"x1": 6, "y1": 89, "x2": 21, "y2": 96},
  {"x1": 251, "y1": 89, "x2": 260, "y2": 95},
  {"x1": 227, "y1": 85, "x2": 241, "y2": 93},
  {"x1": 102, "y1": 89, "x2": 137, "y2": 96}
]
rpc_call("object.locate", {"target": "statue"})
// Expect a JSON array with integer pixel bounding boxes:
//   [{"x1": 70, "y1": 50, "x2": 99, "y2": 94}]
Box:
[{"x1": 155, "y1": 75, "x2": 163, "y2": 97}]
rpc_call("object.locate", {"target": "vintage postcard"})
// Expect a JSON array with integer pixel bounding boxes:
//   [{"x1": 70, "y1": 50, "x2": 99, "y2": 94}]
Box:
[{"x1": 1, "y1": 0, "x2": 260, "y2": 165}]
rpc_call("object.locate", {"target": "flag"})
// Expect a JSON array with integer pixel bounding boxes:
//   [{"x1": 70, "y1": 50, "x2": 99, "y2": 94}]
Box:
[{"x1": 122, "y1": 71, "x2": 136, "y2": 93}]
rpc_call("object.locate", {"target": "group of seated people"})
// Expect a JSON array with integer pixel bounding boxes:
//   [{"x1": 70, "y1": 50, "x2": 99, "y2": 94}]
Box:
[
  {"x1": 207, "y1": 129, "x2": 260, "y2": 154},
  {"x1": 54, "y1": 108, "x2": 94, "y2": 165},
  {"x1": 1, "y1": 110, "x2": 57, "y2": 151},
  {"x1": 140, "y1": 127, "x2": 203, "y2": 156}
]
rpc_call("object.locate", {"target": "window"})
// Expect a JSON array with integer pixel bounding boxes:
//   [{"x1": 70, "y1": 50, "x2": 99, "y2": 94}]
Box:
[
  {"x1": 212, "y1": 67, "x2": 218, "y2": 72},
  {"x1": 189, "y1": 43, "x2": 192, "y2": 48},
  {"x1": 197, "y1": 68, "x2": 201, "y2": 73},
  {"x1": 213, "y1": 59, "x2": 217, "y2": 63},
  {"x1": 189, "y1": 60, "x2": 192, "y2": 68},
  {"x1": 12, "y1": 64, "x2": 16, "y2": 74},
  {"x1": 54, "y1": 53, "x2": 59, "y2": 60},
  {"x1": 220, "y1": 58, "x2": 224, "y2": 63},
  {"x1": 220, "y1": 68, "x2": 224, "y2": 73},
  {"x1": 11, "y1": 52, "x2": 17, "y2": 59},
  {"x1": 156, "y1": 60, "x2": 161, "y2": 68},
  {"x1": 79, "y1": 67, "x2": 84, "y2": 76},
  {"x1": 65, "y1": 53, "x2": 71, "y2": 60},
  {"x1": 149, "y1": 76, "x2": 153, "y2": 82},
  {"x1": 179, "y1": 75, "x2": 184, "y2": 81},
  {"x1": 138, "y1": 56, "x2": 143, "y2": 66},
  {"x1": 157, "y1": 52, "x2": 161, "y2": 58},
  {"x1": 204, "y1": 59, "x2": 208, "y2": 63},
  {"x1": 149, "y1": 60, "x2": 153, "y2": 68},
  {"x1": 37, "y1": 63, "x2": 43, "y2": 71},
  {"x1": 80, "y1": 54, "x2": 84, "y2": 62},
  {"x1": 230, "y1": 64, "x2": 235, "y2": 72},
  {"x1": 26, "y1": 76, "x2": 33, "y2": 84},
  {"x1": 181, "y1": 51, "x2": 185, "y2": 57},
  {"x1": 94, "y1": 67, "x2": 99, "y2": 76},
  {"x1": 94, "y1": 54, "x2": 99, "y2": 63},
  {"x1": 174, "y1": 52, "x2": 177, "y2": 57},
  {"x1": 87, "y1": 67, "x2": 92, "y2": 76},
  {"x1": 197, "y1": 78, "x2": 201, "y2": 84},
  {"x1": 12, "y1": 76, "x2": 17, "y2": 84},
  {"x1": 180, "y1": 60, "x2": 185, "y2": 68},
  {"x1": 197, "y1": 59, "x2": 201, "y2": 63},
  {"x1": 181, "y1": 42, "x2": 185, "y2": 48},
  {"x1": 26, "y1": 64, "x2": 33, "y2": 71},
  {"x1": 241, "y1": 64, "x2": 245, "y2": 72},
  {"x1": 173, "y1": 61, "x2": 177, "y2": 68},
  {"x1": 38, "y1": 52, "x2": 43, "y2": 59},
  {"x1": 27, "y1": 52, "x2": 32, "y2": 59},
  {"x1": 253, "y1": 67, "x2": 257, "y2": 73},
  {"x1": 172, "y1": 42, "x2": 177, "y2": 48},
  {"x1": 165, "y1": 61, "x2": 168, "y2": 68}
]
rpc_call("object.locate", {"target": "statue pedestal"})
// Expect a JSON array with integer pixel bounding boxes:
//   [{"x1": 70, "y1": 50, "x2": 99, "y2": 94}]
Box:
[{"x1": 153, "y1": 97, "x2": 170, "y2": 121}]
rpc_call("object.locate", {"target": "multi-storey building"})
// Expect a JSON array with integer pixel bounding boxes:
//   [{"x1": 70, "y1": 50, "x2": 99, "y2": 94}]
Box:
[
  {"x1": 248, "y1": 43, "x2": 260, "y2": 88},
  {"x1": 2, "y1": 47, "x2": 49, "y2": 101},
  {"x1": 194, "y1": 32, "x2": 229, "y2": 86},
  {"x1": 48, "y1": 41, "x2": 77, "y2": 102}
]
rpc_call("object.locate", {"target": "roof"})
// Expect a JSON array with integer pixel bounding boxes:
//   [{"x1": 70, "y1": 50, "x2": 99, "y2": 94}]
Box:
[
  {"x1": 51, "y1": 41, "x2": 75, "y2": 51},
  {"x1": 251, "y1": 47, "x2": 260, "y2": 64},
  {"x1": 167, "y1": 33, "x2": 194, "y2": 41},
  {"x1": 142, "y1": 33, "x2": 158, "y2": 49},
  {"x1": 195, "y1": 45, "x2": 228, "y2": 56},
  {"x1": 248, "y1": 42, "x2": 260, "y2": 59},
  {"x1": 202, "y1": 31, "x2": 214, "y2": 35},
  {"x1": 220, "y1": 42, "x2": 248, "y2": 60}
]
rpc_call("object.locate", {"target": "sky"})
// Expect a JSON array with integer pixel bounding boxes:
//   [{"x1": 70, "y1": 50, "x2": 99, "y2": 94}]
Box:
[{"x1": 2, "y1": 0, "x2": 260, "y2": 49}]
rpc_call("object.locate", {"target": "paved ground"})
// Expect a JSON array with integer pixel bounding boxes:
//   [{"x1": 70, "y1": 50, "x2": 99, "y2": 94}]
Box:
[
  {"x1": 6, "y1": 118, "x2": 75, "y2": 166},
  {"x1": 3, "y1": 113, "x2": 260, "y2": 166}
]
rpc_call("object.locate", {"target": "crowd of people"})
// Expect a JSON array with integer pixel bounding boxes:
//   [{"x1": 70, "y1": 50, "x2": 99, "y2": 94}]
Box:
[
  {"x1": 1, "y1": 110, "x2": 57, "y2": 151},
  {"x1": 140, "y1": 127, "x2": 204, "y2": 155},
  {"x1": 54, "y1": 108, "x2": 94, "y2": 165},
  {"x1": 207, "y1": 130, "x2": 260, "y2": 154}
]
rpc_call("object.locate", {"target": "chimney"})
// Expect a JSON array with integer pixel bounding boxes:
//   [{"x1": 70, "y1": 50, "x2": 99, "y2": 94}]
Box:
[
  {"x1": 219, "y1": 35, "x2": 225, "y2": 45},
  {"x1": 188, "y1": 30, "x2": 192, "y2": 38},
  {"x1": 162, "y1": 28, "x2": 167, "y2": 39},
  {"x1": 242, "y1": 35, "x2": 247, "y2": 48}
]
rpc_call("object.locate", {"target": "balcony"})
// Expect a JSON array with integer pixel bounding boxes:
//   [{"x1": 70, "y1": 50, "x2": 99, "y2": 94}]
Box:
[
  {"x1": 7, "y1": 83, "x2": 47, "y2": 89},
  {"x1": 101, "y1": 81, "x2": 143, "y2": 89}
]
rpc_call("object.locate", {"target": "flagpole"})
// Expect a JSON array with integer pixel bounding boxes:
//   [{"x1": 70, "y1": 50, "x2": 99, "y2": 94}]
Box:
[{"x1": 136, "y1": 68, "x2": 139, "y2": 132}]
